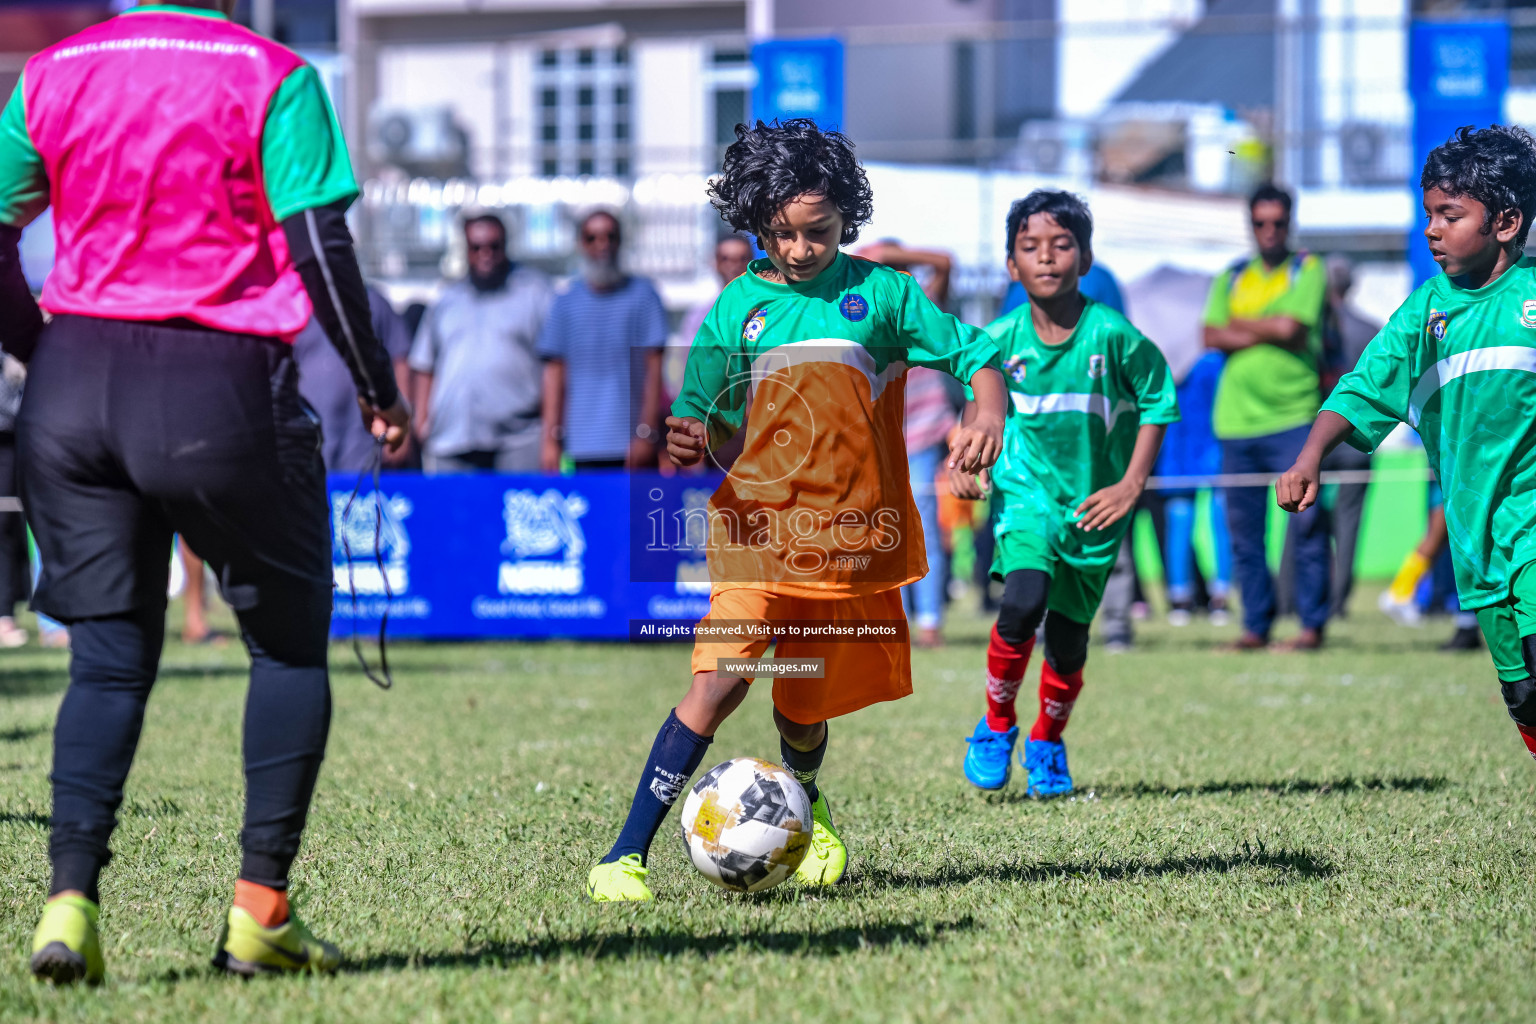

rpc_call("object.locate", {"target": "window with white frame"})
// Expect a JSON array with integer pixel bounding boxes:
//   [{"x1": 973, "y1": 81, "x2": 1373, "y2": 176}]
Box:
[
  {"x1": 534, "y1": 44, "x2": 632, "y2": 178},
  {"x1": 707, "y1": 46, "x2": 754, "y2": 167}
]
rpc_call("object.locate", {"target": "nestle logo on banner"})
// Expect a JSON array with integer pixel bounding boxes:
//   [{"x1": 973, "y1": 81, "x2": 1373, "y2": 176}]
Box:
[
  {"x1": 331, "y1": 492, "x2": 412, "y2": 595},
  {"x1": 675, "y1": 487, "x2": 712, "y2": 595},
  {"x1": 499, "y1": 489, "x2": 588, "y2": 595}
]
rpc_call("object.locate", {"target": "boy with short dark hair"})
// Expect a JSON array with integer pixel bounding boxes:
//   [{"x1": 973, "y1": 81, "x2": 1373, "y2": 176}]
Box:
[
  {"x1": 1279, "y1": 124, "x2": 1536, "y2": 760},
  {"x1": 586, "y1": 119, "x2": 1007, "y2": 901},
  {"x1": 957, "y1": 190, "x2": 1178, "y2": 796}
]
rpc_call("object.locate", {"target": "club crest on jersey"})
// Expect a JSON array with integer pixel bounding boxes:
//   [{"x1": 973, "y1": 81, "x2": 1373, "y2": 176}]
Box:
[
  {"x1": 1427, "y1": 309, "x2": 1449, "y2": 340},
  {"x1": 1522, "y1": 300, "x2": 1536, "y2": 329},
  {"x1": 743, "y1": 308, "x2": 766, "y2": 343},
  {"x1": 1088, "y1": 354, "x2": 1107, "y2": 379},
  {"x1": 839, "y1": 294, "x2": 869, "y2": 322},
  {"x1": 1004, "y1": 355, "x2": 1026, "y2": 383}
]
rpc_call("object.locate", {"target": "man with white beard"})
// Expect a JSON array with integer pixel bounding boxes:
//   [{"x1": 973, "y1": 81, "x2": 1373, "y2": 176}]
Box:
[{"x1": 538, "y1": 210, "x2": 668, "y2": 471}]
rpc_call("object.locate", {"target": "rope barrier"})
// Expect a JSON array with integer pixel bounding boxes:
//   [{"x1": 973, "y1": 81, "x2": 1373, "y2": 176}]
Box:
[
  {"x1": 1143, "y1": 467, "x2": 1435, "y2": 490},
  {"x1": 0, "y1": 466, "x2": 1441, "y2": 516}
]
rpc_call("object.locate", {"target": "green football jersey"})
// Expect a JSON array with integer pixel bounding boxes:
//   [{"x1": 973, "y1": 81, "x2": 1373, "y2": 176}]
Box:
[
  {"x1": 672, "y1": 252, "x2": 997, "y2": 595},
  {"x1": 674, "y1": 253, "x2": 995, "y2": 437},
  {"x1": 986, "y1": 298, "x2": 1180, "y2": 567},
  {"x1": 1323, "y1": 256, "x2": 1536, "y2": 611}
]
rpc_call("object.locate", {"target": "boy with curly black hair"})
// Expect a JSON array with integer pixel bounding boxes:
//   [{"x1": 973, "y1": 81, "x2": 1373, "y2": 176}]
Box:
[
  {"x1": 587, "y1": 119, "x2": 1008, "y2": 901},
  {"x1": 1279, "y1": 124, "x2": 1536, "y2": 762}
]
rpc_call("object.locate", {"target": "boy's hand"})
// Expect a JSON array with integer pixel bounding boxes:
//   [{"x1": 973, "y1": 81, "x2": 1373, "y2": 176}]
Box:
[
  {"x1": 949, "y1": 466, "x2": 989, "y2": 501},
  {"x1": 949, "y1": 412, "x2": 1003, "y2": 473},
  {"x1": 1276, "y1": 412, "x2": 1356, "y2": 513},
  {"x1": 1276, "y1": 456, "x2": 1322, "y2": 513},
  {"x1": 666, "y1": 416, "x2": 708, "y2": 468},
  {"x1": 1074, "y1": 477, "x2": 1141, "y2": 532}
]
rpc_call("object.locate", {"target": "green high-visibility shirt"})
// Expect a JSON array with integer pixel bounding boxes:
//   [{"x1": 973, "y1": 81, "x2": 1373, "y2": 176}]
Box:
[
  {"x1": 1324, "y1": 256, "x2": 1536, "y2": 610},
  {"x1": 1203, "y1": 253, "x2": 1327, "y2": 439}
]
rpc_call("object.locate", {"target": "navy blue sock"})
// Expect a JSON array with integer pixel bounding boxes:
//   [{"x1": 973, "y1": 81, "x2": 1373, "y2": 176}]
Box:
[
  {"x1": 602, "y1": 709, "x2": 711, "y2": 865},
  {"x1": 780, "y1": 725, "x2": 827, "y2": 802}
]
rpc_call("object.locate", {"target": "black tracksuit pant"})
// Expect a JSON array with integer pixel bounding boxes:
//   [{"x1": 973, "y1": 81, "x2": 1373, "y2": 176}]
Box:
[{"x1": 18, "y1": 315, "x2": 334, "y2": 898}]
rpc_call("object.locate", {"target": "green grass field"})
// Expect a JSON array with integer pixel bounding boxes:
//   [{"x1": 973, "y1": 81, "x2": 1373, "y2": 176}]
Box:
[{"x1": 0, "y1": 590, "x2": 1533, "y2": 1022}]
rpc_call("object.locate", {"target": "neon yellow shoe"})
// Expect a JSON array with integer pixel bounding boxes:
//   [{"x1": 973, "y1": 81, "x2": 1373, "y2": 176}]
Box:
[
  {"x1": 30, "y1": 894, "x2": 104, "y2": 986},
  {"x1": 794, "y1": 792, "x2": 848, "y2": 886},
  {"x1": 212, "y1": 906, "x2": 341, "y2": 976},
  {"x1": 587, "y1": 853, "x2": 653, "y2": 902}
]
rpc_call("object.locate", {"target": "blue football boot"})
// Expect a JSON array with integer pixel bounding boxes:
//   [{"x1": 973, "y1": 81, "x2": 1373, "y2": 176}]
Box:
[
  {"x1": 963, "y1": 717, "x2": 1018, "y2": 790},
  {"x1": 1022, "y1": 738, "x2": 1073, "y2": 797}
]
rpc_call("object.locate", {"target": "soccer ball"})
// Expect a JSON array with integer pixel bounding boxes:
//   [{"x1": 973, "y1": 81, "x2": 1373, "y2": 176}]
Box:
[{"x1": 678, "y1": 757, "x2": 813, "y2": 893}]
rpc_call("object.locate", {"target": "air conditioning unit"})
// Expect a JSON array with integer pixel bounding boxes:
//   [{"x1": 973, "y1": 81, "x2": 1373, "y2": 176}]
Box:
[
  {"x1": 1340, "y1": 122, "x2": 1391, "y2": 187},
  {"x1": 368, "y1": 106, "x2": 472, "y2": 180},
  {"x1": 1011, "y1": 120, "x2": 1091, "y2": 180}
]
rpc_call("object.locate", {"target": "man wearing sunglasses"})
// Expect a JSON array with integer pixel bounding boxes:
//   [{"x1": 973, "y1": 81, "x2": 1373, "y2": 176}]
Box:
[
  {"x1": 1203, "y1": 183, "x2": 1330, "y2": 651},
  {"x1": 410, "y1": 213, "x2": 553, "y2": 473},
  {"x1": 537, "y1": 210, "x2": 667, "y2": 472}
]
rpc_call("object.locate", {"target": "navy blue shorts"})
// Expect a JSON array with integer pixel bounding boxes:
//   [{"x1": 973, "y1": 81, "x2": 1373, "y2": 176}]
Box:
[{"x1": 17, "y1": 314, "x2": 331, "y2": 622}]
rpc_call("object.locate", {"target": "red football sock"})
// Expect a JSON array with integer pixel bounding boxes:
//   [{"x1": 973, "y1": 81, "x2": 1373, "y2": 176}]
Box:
[
  {"x1": 1030, "y1": 661, "x2": 1084, "y2": 742},
  {"x1": 234, "y1": 879, "x2": 290, "y2": 929},
  {"x1": 985, "y1": 624, "x2": 1033, "y2": 732},
  {"x1": 1517, "y1": 723, "x2": 1536, "y2": 761}
]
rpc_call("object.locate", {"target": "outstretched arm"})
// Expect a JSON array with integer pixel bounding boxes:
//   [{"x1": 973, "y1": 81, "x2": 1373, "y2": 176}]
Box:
[
  {"x1": 950, "y1": 367, "x2": 1005, "y2": 473},
  {"x1": 1276, "y1": 411, "x2": 1355, "y2": 513}
]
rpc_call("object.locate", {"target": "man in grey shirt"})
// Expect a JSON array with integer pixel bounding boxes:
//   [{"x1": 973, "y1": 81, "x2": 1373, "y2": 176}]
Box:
[{"x1": 411, "y1": 214, "x2": 553, "y2": 472}]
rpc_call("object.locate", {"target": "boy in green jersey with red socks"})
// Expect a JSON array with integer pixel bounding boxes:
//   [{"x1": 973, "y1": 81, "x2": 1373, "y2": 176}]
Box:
[
  {"x1": 956, "y1": 190, "x2": 1179, "y2": 796},
  {"x1": 1279, "y1": 125, "x2": 1536, "y2": 762}
]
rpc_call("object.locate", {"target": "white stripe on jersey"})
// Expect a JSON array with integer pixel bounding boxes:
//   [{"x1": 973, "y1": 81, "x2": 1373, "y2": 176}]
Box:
[
  {"x1": 1009, "y1": 391, "x2": 1137, "y2": 430},
  {"x1": 1408, "y1": 345, "x2": 1536, "y2": 428},
  {"x1": 748, "y1": 339, "x2": 907, "y2": 404}
]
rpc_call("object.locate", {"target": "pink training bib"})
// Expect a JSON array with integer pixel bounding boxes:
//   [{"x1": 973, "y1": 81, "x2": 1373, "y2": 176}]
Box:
[{"x1": 24, "y1": 11, "x2": 312, "y2": 340}]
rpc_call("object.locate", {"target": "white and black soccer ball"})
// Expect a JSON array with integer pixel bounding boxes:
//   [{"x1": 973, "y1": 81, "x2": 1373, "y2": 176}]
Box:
[{"x1": 678, "y1": 757, "x2": 813, "y2": 893}]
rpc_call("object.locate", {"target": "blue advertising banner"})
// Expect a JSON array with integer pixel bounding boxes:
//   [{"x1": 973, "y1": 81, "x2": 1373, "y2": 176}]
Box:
[
  {"x1": 329, "y1": 472, "x2": 718, "y2": 640},
  {"x1": 1408, "y1": 20, "x2": 1509, "y2": 286},
  {"x1": 751, "y1": 38, "x2": 844, "y2": 131}
]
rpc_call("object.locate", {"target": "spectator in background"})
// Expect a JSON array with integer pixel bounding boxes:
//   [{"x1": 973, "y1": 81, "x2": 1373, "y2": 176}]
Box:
[
  {"x1": 411, "y1": 213, "x2": 553, "y2": 473},
  {"x1": 539, "y1": 210, "x2": 667, "y2": 472},
  {"x1": 1204, "y1": 184, "x2": 1330, "y2": 651},
  {"x1": 0, "y1": 354, "x2": 28, "y2": 647},
  {"x1": 177, "y1": 537, "x2": 214, "y2": 645},
  {"x1": 1124, "y1": 265, "x2": 1232, "y2": 627},
  {"x1": 663, "y1": 234, "x2": 753, "y2": 474},
  {"x1": 856, "y1": 240, "x2": 960, "y2": 648},
  {"x1": 1156, "y1": 351, "x2": 1232, "y2": 625},
  {"x1": 1317, "y1": 254, "x2": 1379, "y2": 617},
  {"x1": 1278, "y1": 254, "x2": 1379, "y2": 620},
  {"x1": 295, "y1": 286, "x2": 415, "y2": 472},
  {"x1": 402, "y1": 301, "x2": 427, "y2": 343}
]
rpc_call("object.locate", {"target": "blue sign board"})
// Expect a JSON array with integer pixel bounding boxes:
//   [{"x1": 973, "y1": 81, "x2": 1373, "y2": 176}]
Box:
[
  {"x1": 329, "y1": 472, "x2": 715, "y2": 640},
  {"x1": 1408, "y1": 20, "x2": 1509, "y2": 285},
  {"x1": 751, "y1": 38, "x2": 844, "y2": 130}
]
